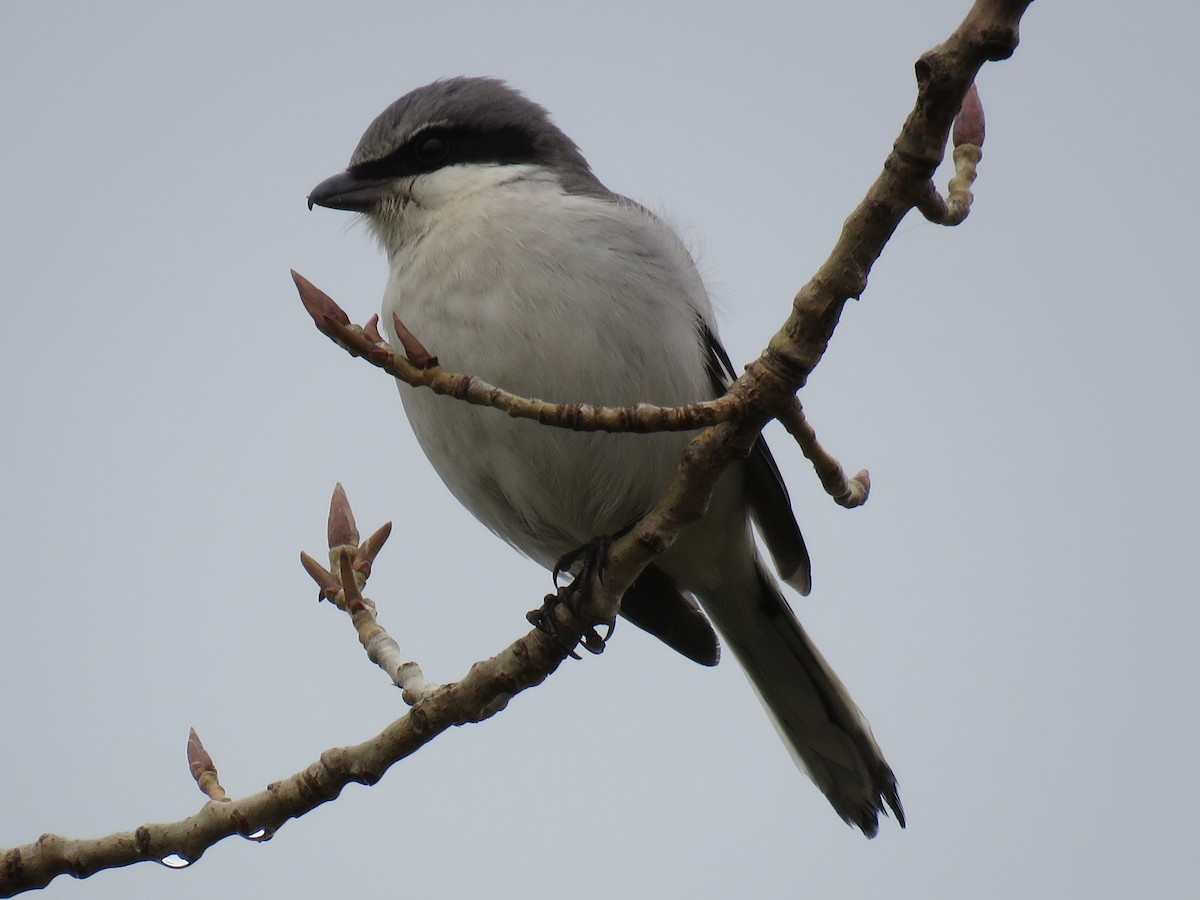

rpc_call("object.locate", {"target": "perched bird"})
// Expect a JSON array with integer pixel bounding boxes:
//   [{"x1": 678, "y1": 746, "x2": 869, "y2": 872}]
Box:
[{"x1": 308, "y1": 77, "x2": 902, "y2": 835}]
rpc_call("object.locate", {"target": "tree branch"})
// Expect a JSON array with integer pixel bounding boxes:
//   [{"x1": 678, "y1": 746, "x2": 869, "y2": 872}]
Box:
[
  {"x1": 779, "y1": 398, "x2": 871, "y2": 509},
  {"x1": 1, "y1": 488, "x2": 582, "y2": 897},
  {"x1": 291, "y1": 270, "x2": 748, "y2": 434}
]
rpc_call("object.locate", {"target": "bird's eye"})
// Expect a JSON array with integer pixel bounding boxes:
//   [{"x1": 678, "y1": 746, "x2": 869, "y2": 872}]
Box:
[{"x1": 414, "y1": 134, "x2": 450, "y2": 163}]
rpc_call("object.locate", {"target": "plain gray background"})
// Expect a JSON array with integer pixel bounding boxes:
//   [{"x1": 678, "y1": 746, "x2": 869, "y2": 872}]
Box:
[{"x1": 2, "y1": 1, "x2": 1196, "y2": 897}]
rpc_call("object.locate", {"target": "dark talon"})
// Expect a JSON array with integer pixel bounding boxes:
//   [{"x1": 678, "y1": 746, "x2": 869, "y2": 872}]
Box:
[
  {"x1": 580, "y1": 631, "x2": 605, "y2": 654},
  {"x1": 528, "y1": 536, "x2": 619, "y2": 657},
  {"x1": 527, "y1": 594, "x2": 583, "y2": 659},
  {"x1": 579, "y1": 618, "x2": 616, "y2": 655},
  {"x1": 553, "y1": 536, "x2": 610, "y2": 588}
]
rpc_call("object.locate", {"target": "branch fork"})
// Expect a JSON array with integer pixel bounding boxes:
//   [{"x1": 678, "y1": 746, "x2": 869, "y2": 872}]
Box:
[{"x1": 299, "y1": 483, "x2": 436, "y2": 704}]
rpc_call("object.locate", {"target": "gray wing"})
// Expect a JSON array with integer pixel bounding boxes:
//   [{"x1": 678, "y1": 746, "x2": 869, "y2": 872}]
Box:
[
  {"x1": 615, "y1": 321, "x2": 811, "y2": 662},
  {"x1": 699, "y1": 320, "x2": 812, "y2": 595}
]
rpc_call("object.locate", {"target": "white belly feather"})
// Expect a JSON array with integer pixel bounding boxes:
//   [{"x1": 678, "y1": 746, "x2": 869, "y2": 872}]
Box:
[{"x1": 380, "y1": 167, "x2": 725, "y2": 569}]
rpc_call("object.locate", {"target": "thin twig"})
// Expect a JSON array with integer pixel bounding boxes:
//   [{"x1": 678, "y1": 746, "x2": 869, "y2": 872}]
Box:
[
  {"x1": 291, "y1": 271, "x2": 746, "y2": 434},
  {"x1": 779, "y1": 398, "x2": 870, "y2": 508}
]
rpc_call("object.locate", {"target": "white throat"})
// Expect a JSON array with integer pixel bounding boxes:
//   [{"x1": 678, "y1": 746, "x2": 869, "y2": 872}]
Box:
[{"x1": 366, "y1": 162, "x2": 552, "y2": 260}]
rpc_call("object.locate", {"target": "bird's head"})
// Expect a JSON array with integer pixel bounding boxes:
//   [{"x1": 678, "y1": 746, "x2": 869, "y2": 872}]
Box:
[{"x1": 307, "y1": 77, "x2": 603, "y2": 253}]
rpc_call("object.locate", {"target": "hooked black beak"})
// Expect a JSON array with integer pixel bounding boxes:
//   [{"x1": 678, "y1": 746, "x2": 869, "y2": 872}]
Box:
[{"x1": 307, "y1": 170, "x2": 394, "y2": 212}]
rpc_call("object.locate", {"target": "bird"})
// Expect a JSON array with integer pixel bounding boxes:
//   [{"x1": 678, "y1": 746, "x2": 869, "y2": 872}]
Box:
[{"x1": 307, "y1": 76, "x2": 903, "y2": 835}]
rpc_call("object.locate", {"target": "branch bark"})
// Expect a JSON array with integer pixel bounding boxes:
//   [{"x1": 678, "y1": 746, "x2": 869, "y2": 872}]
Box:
[
  {"x1": 1, "y1": 488, "x2": 585, "y2": 897},
  {"x1": 291, "y1": 270, "x2": 748, "y2": 434}
]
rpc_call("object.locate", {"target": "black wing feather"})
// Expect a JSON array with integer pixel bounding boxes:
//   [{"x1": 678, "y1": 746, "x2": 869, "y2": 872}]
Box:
[
  {"x1": 620, "y1": 564, "x2": 720, "y2": 666},
  {"x1": 698, "y1": 319, "x2": 812, "y2": 594}
]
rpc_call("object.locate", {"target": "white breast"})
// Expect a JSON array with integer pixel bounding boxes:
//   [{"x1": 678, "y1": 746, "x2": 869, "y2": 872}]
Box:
[{"x1": 379, "y1": 164, "x2": 722, "y2": 568}]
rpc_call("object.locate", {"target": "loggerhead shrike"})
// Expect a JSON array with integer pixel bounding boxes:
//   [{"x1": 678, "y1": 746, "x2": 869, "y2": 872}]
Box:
[{"x1": 308, "y1": 77, "x2": 902, "y2": 835}]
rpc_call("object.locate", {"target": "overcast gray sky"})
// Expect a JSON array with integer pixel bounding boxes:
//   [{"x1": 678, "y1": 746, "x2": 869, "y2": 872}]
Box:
[{"x1": 2, "y1": 2, "x2": 1196, "y2": 897}]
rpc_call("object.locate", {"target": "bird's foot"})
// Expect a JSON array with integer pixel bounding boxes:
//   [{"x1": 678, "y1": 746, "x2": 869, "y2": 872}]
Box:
[{"x1": 526, "y1": 538, "x2": 618, "y2": 657}]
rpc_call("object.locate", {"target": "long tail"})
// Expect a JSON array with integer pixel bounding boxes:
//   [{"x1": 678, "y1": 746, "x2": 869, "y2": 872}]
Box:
[{"x1": 704, "y1": 563, "x2": 904, "y2": 837}]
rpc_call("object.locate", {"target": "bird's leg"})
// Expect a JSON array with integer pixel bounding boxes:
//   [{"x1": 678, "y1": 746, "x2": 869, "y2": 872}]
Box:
[{"x1": 527, "y1": 537, "x2": 618, "y2": 657}]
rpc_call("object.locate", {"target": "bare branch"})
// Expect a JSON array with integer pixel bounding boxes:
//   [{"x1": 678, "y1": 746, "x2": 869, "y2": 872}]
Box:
[
  {"x1": 573, "y1": 0, "x2": 1032, "y2": 615},
  {"x1": 0, "y1": 492, "x2": 581, "y2": 896},
  {"x1": 0, "y1": 623, "x2": 578, "y2": 894},
  {"x1": 291, "y1": 270, "x2": 746, "y2": 434},
  {"x1": 779, "y1": 398, "x2": 871, "y2": 509},
  {"x1": 297, "y1": 487, "x2": 438, "y2": 701}
]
